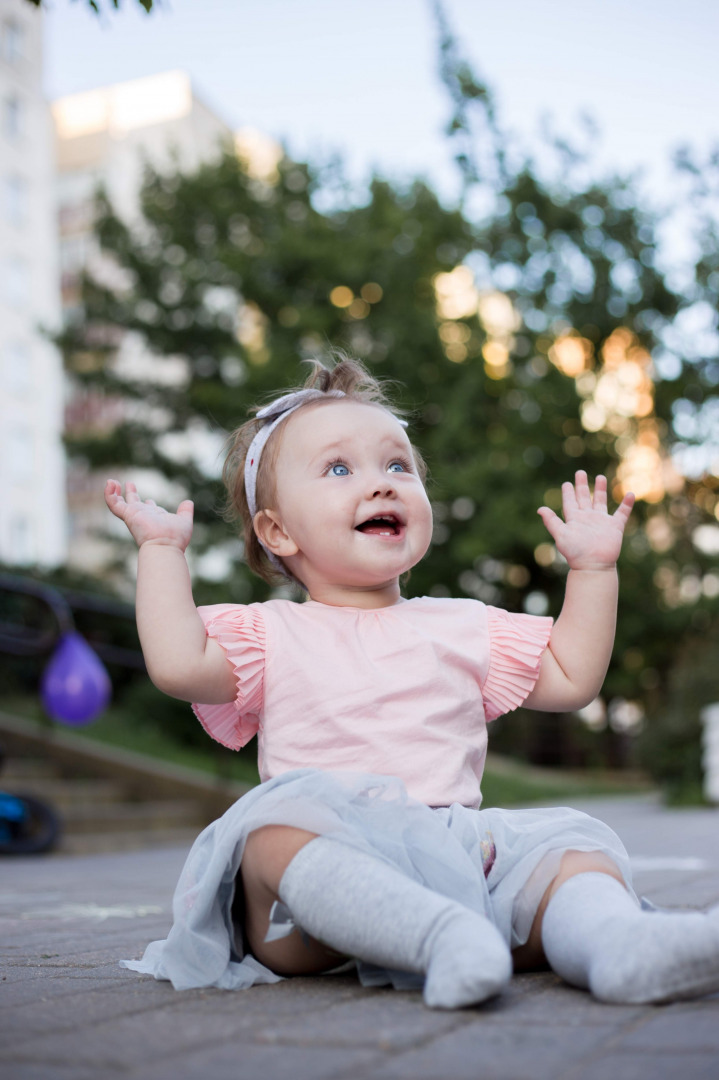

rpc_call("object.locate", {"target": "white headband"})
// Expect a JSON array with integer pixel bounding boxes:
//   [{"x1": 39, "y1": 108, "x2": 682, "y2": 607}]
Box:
[
  {"x1": 245, "y1": 388, "x2": 345, "y2": 577},
  {"x1": 244, "y1": 386, "x2": 408, "y2": 580}
]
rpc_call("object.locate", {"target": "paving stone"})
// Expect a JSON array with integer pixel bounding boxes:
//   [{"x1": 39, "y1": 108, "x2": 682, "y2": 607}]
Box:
[
  {"x1": 0, "y1": 1002, "x2": 380, "y2": 1079},
  {"x1": 0, "y1": 1002, "x2": 274, "y2": 1069},
  {"x1": 0, "y1": 973, "x2": 127, "y2": 1007},
  {"x1": 0, "y1": 1064, "x2": 116, "y2": 1080},
  {"x1": 613, "y1": 1004, "x2": 719, "y2": 1052},
  {"x1": 0, "y1": 979, "x2": 378, "y2": 1064},
  {"x1": 572, "y1": 1051, "x2": 719, "y2": 1080},
  {"x1": 192, "y1": 973, "x2": 368, "y2": 1014},
  {"x1": 484, "y1": 973, "x2": 648, "y2": 1026},
  {"x1": 645, "y1": 871, "x2": 719, "y2": 909},
  {"x1": 249, "y1": 990, "x2": 464, "y2": 1050},
  {"x1": 1, "y1": 982, "x2": 186, "y2": 1045},
  {"x1": 349, "y1": 1018, "x2": 612, "y2": 1080},
  {"x1": 129, "y1": 1043, "x2": 384, "y2": 1080},
  {"x1": 2, "y1": 935, "x2": 154, "y2": 961},
  {"x1": 2, "y1": 796, "x2": 719, "y2": 1080}
]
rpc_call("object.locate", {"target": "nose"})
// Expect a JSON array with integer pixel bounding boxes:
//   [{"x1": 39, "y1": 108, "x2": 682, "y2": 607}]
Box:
[{"x1": 370, "y1": 473, "x2": 397, "y2": 499}]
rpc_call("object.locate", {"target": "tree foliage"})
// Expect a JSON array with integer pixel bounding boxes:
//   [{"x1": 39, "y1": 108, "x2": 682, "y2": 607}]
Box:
[{"x1": 57, "y1": 14, "x2": 719, "y2": 776}]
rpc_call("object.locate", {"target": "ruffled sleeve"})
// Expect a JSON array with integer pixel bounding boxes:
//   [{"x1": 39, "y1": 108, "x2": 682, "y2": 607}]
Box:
[
  {"x1": 482, "y1": 606, "x2": 553, "y2": 721},
  {"x1": 191, "y1": 604, "x2": 265, "y2": 750}
]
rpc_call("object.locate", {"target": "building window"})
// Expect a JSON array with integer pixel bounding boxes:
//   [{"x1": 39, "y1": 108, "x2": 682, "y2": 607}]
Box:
[
  {"x1": 60, "y1": 233, "x2": 89, "y2": 274},
  {"x1": 4, "y1": 340, "x2": 32, "y2": 394},
  {"x1": 9, "y1": 517, "x2": 35, "y2": 566},
  {"x1": 3, "y1": 173, "x2": 28, "y2": 226},
  {"x1": 3, "y1": 94, "x2": 24, "y2": 140},
  {"x1": 58, "y1": 169, "x2": 100, "y2": 207},
  {"x1": 3, "y1": 256, "x2": 29, "y2": 306},
  {"x1": 7, "y1": 425, "x2": 35, "y2": 483},
  {"x1": 2, "y1": 20, "x2": 25, "y2": 65}
]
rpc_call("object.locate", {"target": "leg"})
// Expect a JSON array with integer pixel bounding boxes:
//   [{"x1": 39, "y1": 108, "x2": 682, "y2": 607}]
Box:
[
  {"x1": 241, "y1": 825, "x2": 348, "y2": 976},
  {"x1": 246, "y1": 827, "x2": 513, "y2": 1008},
  {"x1": 512, "y1": 850, "x2": 624, "y2": 972},
  {"x1": 530, "y1": 850, "x2": 719, "y2": 1003}
]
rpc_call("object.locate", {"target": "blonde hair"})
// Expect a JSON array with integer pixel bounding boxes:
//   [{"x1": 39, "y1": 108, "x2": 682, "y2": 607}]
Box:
[{"x1": 222, "y1": 354, "x2": 427, "y2": 585}]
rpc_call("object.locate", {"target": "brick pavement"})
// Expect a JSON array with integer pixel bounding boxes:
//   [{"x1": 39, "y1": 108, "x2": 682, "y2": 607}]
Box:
[{"x1": 1, "y1": 795, "x2": 718, "y2": 1080}]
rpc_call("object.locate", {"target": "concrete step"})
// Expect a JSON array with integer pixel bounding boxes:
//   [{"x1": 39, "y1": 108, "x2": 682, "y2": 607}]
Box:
[
  {"x1": 58, "y1": 826, "x2": 202, "y2": 855},
  {"x1": 0, "y1": 711, "x2": 250, "y2": 854},
  {"x1": 2, "y1": 777, "x2": 128, "y2": 809},
  {"x1": 1, "y1": 756, "x2": 57, "y2": 780},
  {"x1": 59, "y1": 798, "x2": 209, "y2": 834}
]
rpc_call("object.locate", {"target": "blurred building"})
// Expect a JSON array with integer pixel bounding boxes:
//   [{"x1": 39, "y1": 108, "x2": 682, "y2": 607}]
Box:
[
  {"x1": 0, "y1": 0, "x2": 65, "y2": 568},
  {"x1": 52, "y1": 71, "x2": 233, "y2": 572}
]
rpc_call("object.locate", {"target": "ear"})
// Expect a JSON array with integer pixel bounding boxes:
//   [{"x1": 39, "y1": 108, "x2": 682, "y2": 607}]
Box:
[{"x1": 253, "y1": 510, "x2": 299, "y2": 558}]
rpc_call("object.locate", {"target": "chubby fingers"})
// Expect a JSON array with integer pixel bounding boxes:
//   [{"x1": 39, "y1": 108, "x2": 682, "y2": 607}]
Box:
[
  {"x1": 613, "y1": 490, "x2": 635, "y2": 527},
  {"x1": 572, "y1": 470, "x2": 594, "y2": 511},
  {"x1": 104, "y1": 479, "x2": 147, "y2": 519},
  {"x1": 561, "y1": 478, "x2": 578, "y2": 518},
  {"x1": 104, "y1": 478, "x2": 126, "y2": 515},
  {"x1": 562, "y1": 470, "x2": 594, "y2": 516},
  {"x1": 105, "y1": 479, "x2": 139, "y2": 499},
  {"x1": 592, "y1": 473, "x2": 608, "y2": 511},
  {"x1": 537, "y1": 504, "x2": 563, "y2": 541},
  {"x1": 562, "y1": 471, "x2": 613, "y2": 516}
]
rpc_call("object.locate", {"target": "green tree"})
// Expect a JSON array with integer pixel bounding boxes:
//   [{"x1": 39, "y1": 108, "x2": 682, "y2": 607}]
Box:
[
  {"x1": 57, "y1": 18, "x2": 719, "y2": 779},
  {"x1": 428, "y1": 6, "x2": 718, "y2": 772}
]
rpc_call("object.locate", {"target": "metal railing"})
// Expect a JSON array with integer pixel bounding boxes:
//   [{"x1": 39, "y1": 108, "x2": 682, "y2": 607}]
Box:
[{"x1": 0, "y1": 572, "x2": 145, "y2": 671}]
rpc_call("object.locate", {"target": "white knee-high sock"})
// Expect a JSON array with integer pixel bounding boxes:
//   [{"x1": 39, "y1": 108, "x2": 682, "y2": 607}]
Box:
[
  {"x1": 277, "y1": 835, "x2": 512, "y2": 1009},
  {"x1": 541, "y1": 871, "x2": 719, "y2": 1004}
]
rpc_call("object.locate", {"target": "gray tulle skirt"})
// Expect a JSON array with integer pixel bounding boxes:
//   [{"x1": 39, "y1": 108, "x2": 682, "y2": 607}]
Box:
[{"x1": 120, "y1": 768, "x2": 635, "y2": 992}]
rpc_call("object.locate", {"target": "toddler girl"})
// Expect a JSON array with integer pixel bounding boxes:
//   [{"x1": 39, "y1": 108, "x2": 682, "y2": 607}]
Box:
[{"x1": 106, "y1": 357, "x2": 719, "y2": 1008}]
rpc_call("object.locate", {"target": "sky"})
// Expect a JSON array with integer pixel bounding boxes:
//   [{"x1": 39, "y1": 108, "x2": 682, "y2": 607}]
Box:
[{"x1": 43, "y1": 0, "x2": 719, "y2": 210}]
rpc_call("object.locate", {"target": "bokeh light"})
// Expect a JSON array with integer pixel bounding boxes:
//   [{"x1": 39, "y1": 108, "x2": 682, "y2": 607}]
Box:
[
  {"x1": 329, "y1": 285, "x2": 354, "y2": 308},
  {"x1": 433, "y1": 266, "x2": 478, "y2": 320},
  {"x1": 236, "y1": 302, "x2": 269, "y2": 364},
  {"x1": 549, "y1": 333, "x2": 593, "y2": 378},
  {"x1": 360, "y1": 282, "x2": 383, "y2": 303},
  {"x1": 348, "y1": 298, "x2": 370, "y2": 319},
  {"x1": 546, "y1": 325, "x2": 688, "y2": 504}
]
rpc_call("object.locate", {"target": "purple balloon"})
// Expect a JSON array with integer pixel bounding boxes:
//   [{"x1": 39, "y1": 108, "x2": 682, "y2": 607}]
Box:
[{"x1": 41, "y1": 632, "x2": 112, "y2": 726}]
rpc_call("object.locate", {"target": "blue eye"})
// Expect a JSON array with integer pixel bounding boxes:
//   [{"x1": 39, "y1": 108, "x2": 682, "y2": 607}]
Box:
[
  {"x1": 388, "y1": 460, "x2": 409, "y2": 473},
  {"x1": 329, "y1": 463, "x2": 349, "y2": 476}
]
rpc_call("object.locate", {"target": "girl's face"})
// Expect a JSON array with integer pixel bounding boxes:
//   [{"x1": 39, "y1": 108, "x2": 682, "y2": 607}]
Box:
[{"x1": 256, "y1": 399, "x2": 433, "y2": 607}]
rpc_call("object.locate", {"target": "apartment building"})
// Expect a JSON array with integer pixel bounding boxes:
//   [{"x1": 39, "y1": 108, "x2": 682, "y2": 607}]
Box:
[
  {"x1": 53, "y1": 70, "x2": 233, "y2": 571},
  {"x1": 0, "y1": 0, "x2": 65, "y2": 567}
]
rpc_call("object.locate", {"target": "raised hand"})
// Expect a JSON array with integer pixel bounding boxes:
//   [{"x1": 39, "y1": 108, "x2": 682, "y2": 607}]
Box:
[
  {"x1": 104, "y1": 480, "x2": 194, "y2": 552},
  {"x1": 537, "y1": 471, "x2": 634, "y2": 571}
]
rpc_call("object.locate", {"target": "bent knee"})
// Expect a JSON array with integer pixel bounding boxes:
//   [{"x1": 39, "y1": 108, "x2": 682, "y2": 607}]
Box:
[
  {"x1": 552, "y1": 846, "x2": 621, "y2": 881},
  {"x1": 554, "y1": 849, "x2": 625, "y2": 888},
  {"x1": 517, "y1": 849, "x2": 627, "y2": 970},
  {"x1": 242, "y1": 825, "x2": 319, "y2": 896}
]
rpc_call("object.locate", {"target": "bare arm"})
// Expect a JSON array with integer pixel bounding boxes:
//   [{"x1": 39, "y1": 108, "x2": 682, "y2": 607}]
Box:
[
  {"x1": 523, "y1": 471, "x2": 634, "y2": 712},
  {"x1": 105, "y1": 480, "x2": 237, "y2": 704}
]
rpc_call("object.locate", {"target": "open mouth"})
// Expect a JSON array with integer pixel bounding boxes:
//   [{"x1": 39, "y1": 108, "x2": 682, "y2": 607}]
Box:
[{"x1": 355, "y1": 514, "x2": 404, "y2": 537}]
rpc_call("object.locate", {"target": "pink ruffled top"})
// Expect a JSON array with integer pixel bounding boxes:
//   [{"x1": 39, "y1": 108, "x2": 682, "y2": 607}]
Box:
[{"x1": 193, "y1": 596, "x2": 552, "y2": 808}]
